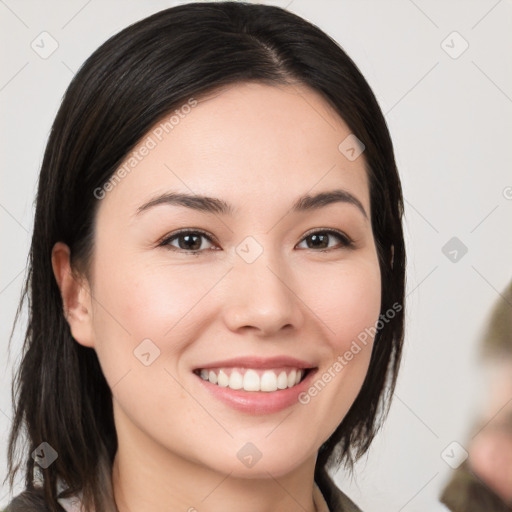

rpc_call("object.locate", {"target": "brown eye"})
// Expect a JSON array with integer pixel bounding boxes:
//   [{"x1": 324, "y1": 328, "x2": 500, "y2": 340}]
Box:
[
  {"x1": 297, "y1": 230, "x2": 353, "y2": 251},
  {"x1": 160, "y1": 230, "x2": 217, "y2": 253}
]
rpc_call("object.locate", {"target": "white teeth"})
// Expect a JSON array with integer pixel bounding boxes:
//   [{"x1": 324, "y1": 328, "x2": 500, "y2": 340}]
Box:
[
  {"x1": 243, "y1": 369, "x2": 260, "y2": 391},
  {"x1": 287, "y1": 369, "x2": 297, "y2": 388},
  {"x1": 217, "y1": 369, "x2": 229, "y2": 387},
  {"x1": 229, "y1": 370, "x2": 243, "y2": 390},
  {"x1": 260, "y1": 370, "x2": 277, "y2": 392},
  {"x1": 198, "y1": 368, "x2": 305, "y2": 392},
  {"x1": 277, "y1": 371, "x2": 288, "y2": 389}
]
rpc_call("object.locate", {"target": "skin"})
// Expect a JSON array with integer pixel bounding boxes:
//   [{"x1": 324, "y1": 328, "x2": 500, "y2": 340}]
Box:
[
  {"x1": 52, "y1": 82, "x2": 382, "y2": 512},
  {"x1": 468, "y1": 359, "x2": 512, "y2": 503}
]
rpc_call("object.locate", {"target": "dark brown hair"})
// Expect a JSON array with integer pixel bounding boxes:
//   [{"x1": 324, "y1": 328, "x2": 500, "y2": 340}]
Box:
[{"x1": 6, "y1": 2, "x2": 405, "y2": 510}]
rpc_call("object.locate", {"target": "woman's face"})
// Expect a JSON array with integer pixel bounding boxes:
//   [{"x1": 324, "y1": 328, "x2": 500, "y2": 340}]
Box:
[{"x1": 77, "y1": 82, "x2": 381, "y2": 477}]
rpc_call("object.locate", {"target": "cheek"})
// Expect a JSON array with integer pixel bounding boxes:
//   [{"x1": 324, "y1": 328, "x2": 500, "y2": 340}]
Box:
[
  {"x1": 88, "y1": 257, "x2": 226, "y2": 381},
  {"x1": 296, "y1": 258, "x2": 381, "y2": 417},
  {"x1": 307, "y1": 259, "x2": 382, "y2": 352},
  {"x1": 469, "y1": 432, "x2": 512, "y2": 501},
  {"x1": 88, "y1": 263, "x2": 204, "y2": 424},
  {"x1": 92, "y1": 256, "x2": 216, "y2": 339}
]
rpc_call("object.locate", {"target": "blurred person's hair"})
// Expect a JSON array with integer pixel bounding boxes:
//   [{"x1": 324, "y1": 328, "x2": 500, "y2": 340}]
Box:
[{"x1": 480, "y1": 280, "x2": 512, "y2": 359}]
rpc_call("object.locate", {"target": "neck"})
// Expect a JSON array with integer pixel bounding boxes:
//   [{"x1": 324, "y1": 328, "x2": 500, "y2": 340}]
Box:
[{"x1": 111, "y1": 406, "x2": 319, "y2": 512}]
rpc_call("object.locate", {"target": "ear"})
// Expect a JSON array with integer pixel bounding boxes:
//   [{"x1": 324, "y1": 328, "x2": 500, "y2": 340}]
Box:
[{"x1": 51, "y1": 241, "x2": 95, "y2": 348}]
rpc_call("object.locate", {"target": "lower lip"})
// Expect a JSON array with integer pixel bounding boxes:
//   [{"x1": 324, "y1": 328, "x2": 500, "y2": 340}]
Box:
[{"x1": 194, "y1": 369, "x2": 318, "y2": 415}]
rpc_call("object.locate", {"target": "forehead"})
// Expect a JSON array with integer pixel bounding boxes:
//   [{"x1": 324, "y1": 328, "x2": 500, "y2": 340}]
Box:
[{"x1": 98, "y1": 81, "x2": 370, "y2": 219}]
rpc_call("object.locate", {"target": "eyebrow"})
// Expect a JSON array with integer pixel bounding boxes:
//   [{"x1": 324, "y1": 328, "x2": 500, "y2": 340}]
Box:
[{"x1": 135, "y1": 189, "x2": 368, "y2": 219}]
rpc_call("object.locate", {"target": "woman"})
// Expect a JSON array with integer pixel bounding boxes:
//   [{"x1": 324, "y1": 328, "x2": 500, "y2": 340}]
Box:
[{"x1": 4, "y1": 2, "x2": 405, "y2": 511}]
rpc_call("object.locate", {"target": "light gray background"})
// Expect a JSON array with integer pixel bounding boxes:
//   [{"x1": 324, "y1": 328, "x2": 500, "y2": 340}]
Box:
[{"x1": 1, "y1": 1, "x2": 511, "y2": 510}]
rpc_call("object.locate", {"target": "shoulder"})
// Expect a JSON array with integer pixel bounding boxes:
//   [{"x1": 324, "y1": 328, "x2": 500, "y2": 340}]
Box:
[
  {"x1": 440, "y1": 460, "x2": 512, "y2": 511},
  {"x1": 3, "y1": 488, "x2": 66, "y2": 512},
  {"x1": 316, "y1": 470, "x2": 363, "y2": 512}
]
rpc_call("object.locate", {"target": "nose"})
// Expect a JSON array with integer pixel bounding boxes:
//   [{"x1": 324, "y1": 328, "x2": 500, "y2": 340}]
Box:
[{"x1": 221, "y1": 253, "x2": 305, "y2": 336}]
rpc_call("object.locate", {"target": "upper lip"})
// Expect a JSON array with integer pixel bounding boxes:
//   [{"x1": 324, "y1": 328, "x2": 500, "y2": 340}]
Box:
[{"x1": 194, "y1": 356, "x2": 316, "y2": 371}]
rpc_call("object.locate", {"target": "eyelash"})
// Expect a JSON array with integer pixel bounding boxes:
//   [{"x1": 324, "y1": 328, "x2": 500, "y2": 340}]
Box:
[{"x1": 158, "y1": 228, "x2": 354, "y2": 254}]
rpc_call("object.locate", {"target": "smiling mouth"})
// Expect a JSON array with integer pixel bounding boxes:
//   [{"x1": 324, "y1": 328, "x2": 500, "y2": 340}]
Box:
[{"x1": 193, "y1": 366, "x2": 314, "y2": 392}]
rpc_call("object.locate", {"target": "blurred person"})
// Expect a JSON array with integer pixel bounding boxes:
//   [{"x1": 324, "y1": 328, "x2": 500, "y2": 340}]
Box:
[{"x1": 440, "y1": 280, "x2": 512, "y2": 511}]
